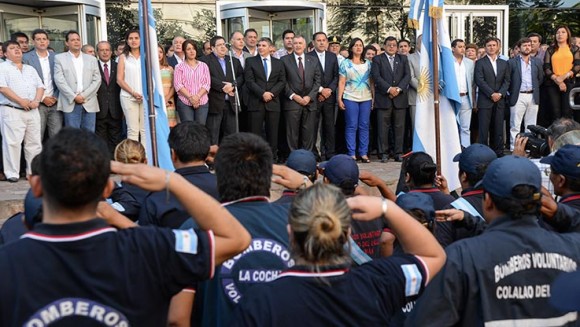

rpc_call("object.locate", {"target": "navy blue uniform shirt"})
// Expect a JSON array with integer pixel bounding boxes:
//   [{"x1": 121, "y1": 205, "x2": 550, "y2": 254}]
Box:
[
  {"x1": 407, "y1": 215, "x2": 580, "y2": 326},
  {"x1": 0, "y1": 212, "x2": 27, "y2": 245},
  {"x1": 193, "y1": 197, "x2": 291, "y2": 327},
  {"x1": 231, "y1": 255, "x2": 428, "y2": 326},
  {"x1": 0, "y1": 218, "x2": 214, "y2": 326},
  {"x1": 139, "y1": 165, "x2": 219, "y2": 228}
]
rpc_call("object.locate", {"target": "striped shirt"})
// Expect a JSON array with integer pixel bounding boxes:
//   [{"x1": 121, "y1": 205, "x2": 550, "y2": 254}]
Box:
[
  {"x1": 173, "y1": 61, "x2": 210, "y2": 106},
  {"x1": 0, "y1": 60, "x2": 44, "y2": 106}
]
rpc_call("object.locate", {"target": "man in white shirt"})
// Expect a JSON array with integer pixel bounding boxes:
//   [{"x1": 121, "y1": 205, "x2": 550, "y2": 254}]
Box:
[
  {"x1": 0, "y1": 41, "x2": 44, "y2": 183},
  {"x1": 54, "y1": 31, "x2": 102, "y2": 132},
  {"x1": 451, "y1": 39, "x2": 475, "y2": 148},
  {"x1": 23, "y1": 29, "x2": 62, "y2": 140}
]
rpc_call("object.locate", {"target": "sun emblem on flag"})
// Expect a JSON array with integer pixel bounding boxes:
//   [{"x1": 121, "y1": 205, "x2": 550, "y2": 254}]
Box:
[{"x1": 417, "y1": 67, "x2": 432, "y2": 103}]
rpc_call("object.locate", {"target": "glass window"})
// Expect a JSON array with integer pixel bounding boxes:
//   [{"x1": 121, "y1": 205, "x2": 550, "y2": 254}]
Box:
[
  {"x1": 4, "y1": 13, "x2": 39, "y2": 45},
  {"x1": 41, "y1": 15, "x2": 78, "y2": 52},
  {"x1": 86, "y1": 14, "x2": 99, "y2": 47}
]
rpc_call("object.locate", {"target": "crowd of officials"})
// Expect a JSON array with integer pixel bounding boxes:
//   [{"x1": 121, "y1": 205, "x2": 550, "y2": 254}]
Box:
[
  {"x1": 1, "y1": 25, "x2": 580, "y2": 326},
  {"x1": 2, "y1": 26, "x2": 580, "y2": 183}
]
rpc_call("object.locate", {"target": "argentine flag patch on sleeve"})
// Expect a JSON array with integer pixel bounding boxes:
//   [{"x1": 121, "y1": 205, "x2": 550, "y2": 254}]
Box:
[
  {"x1": 401, "y1": 264, "x2": 423, "y2": 297},
  {"x1": 173, "y1": 229, "x2": 199, "y2": 254}
]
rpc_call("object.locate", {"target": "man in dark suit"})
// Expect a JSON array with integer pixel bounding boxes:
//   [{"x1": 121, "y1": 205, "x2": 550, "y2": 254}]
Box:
[
  {"x1": 22, "y1": 29, "x2": 61, "y2": 140},
  {"x1": 308, "y1": 31, "x2": 339, "y2": 160},
  {"x1": 167, "y1": 36, "x2": 185, "y2": 69},
  {"x1": 475, "y1": 37, "x2": 510, "y2": 156},
  {"x1": 244, "y1": 37, "x2": 286, "y2": 160},
  {"x1": 507, "y1": 37, "x2": 544, "y2": 150},
  {"x1": 95, "y1": 41, "x2": 123, "y2": 157},
  {"x1": 371, "y1": 36, "x2": 411, "y2": 162},
  {"x1": 199, "y1": 36, "x2": 244, "y2": 145},
  {"x1": 281, "y1": 35, "x2": 321, "y2": 152}
]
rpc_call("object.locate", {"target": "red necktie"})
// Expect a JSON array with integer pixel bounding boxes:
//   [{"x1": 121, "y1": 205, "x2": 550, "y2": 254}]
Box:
[
  {"x1": 298, "y1": 57, "x2": 305, "y2": 91},
  {"x1": 104, "y1": 63, "x2": 110, "y2": 85}
]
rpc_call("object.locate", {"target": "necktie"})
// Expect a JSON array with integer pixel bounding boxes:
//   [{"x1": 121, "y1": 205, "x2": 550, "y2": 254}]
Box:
[
  {"x1": 298, "y1": 56, "x2": 305, "y2": 90},
  {"x1": 104, "y1": 63, "x2": 110, "y2": 85},
  {"x1": 389, "y1": 56, "x2": 394, "y2": 71},
  {"x1": 263, "y1": 58, "x2": 268, "y2": 80}
]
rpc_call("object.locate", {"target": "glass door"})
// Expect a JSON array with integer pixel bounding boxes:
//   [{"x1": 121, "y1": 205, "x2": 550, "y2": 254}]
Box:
[
  {"x1": 248, "y1": 9, "x2": 271, "y2": 39},
  {"x1": 444, "y1": 5, "x2": 508, "y2": 54},
  {"x1": 42, "y1": 6, "x2": 79, "y2": 53},
  {"x1": 271, "y1": 10, "x2": 315, "y2": 49}
]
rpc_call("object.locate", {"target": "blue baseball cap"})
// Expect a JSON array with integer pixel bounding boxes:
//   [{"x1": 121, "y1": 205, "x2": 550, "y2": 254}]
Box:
[
  {"x1": 477, "y1": 155, "x2": 541, "y2": 199},
  {"x1": 396, "y1": 193, "x2": 435, "y2": 222},
  {"x1": 319, "y1": 155, "x2": 359, "y2": 188},
  {"x1": 550, "y1": 271, "x2": 580, "y2": 311},
  {"x1": 286, "y1": 149, "x2": 317, "y2": 176},
  {"x1": 540, "y1": 144, "x2": 580, "y2": 180},
  {"x1": 453, "y1": 144, "x2": 497, "y2": 174}
]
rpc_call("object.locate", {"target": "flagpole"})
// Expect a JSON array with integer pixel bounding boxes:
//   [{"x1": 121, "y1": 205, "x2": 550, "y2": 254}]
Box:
[
  {"x1": 430, "y1": 10, "x2": 442, "y2": 175},
  {"x1": 141, "y1": 0, "x2": 159, "y2": 167}
]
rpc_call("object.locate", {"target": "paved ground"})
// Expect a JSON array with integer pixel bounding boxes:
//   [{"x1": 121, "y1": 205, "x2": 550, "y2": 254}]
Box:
[{"x1": 0, "y1": 160, "x2": 402, "y2": 225}]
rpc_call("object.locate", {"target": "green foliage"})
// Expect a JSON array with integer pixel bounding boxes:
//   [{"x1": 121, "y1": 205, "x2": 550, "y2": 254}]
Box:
[
  {"x1": 105, "y1": 1, "x2": 197, "y2": 47},
  {"x1": 190, "y1": 9, "x2": 217, "y2": 42},
  {"x1": 328, "y1": 0, "x2": 412, "y2": 46},
  {"x1": 106, "y1": 0, "x2": 136, "y2": 47}
]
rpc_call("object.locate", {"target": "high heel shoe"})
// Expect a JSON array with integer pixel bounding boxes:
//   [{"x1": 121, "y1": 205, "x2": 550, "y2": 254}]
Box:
[{"x1": 360, "y1": 156, "x2": 371, "y2": 163}]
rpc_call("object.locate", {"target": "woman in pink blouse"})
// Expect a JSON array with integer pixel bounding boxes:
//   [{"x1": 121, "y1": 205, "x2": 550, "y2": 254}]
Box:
[{"x1": 173, "y1": 39, "x2": 210, "y2": 123}]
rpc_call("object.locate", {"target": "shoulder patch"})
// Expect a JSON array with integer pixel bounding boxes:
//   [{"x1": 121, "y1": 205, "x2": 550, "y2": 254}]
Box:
[
  {"x1": 172, "y1": 229, "x2": 199, "y2": 254},
  {"x1": 401, "y1": 264, "x2": 423, "y2": 297}
]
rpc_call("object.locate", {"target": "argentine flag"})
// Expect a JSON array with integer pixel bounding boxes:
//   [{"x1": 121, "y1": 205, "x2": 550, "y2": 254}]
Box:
[
  {"x1": 411, "y1": 0, "x2": 462, "y2": 191},
  {"x1": 138, "y1": 0, "x2": 174, "y2": 170}
]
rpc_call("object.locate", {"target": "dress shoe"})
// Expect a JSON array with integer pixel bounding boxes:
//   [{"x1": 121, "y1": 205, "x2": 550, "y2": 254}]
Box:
[
  {"x1": 394, "y1": 154, "x2": 403, "y2": 162},
  {"x1": 7, "y1": 177, "x2": 18, "y2": 183},
  {"x1": 380, "y1": 154, "x2": 389, "y2": 163},
  {"x1": 0, "y1": 172, "x2": 6, "y2": 181}
]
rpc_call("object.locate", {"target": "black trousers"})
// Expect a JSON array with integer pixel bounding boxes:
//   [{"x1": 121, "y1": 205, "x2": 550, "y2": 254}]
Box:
[
  {"x1": 376, "y1": 107, "x2": 406, "y2": 155},
  {"x1": 317, "y1": 99, "x2": 336, "y2": 159},
  {"x1": 546, "y1": 81, "x2": 575, "y2": 120},
  {"x1": 95, "y1": 113, "x2": 123, "y2": 158},
  {"x1": 206, "y1": 102, "x2": 237, "y2": 145},
  {"x1": 284, "y1": 108, "x2": 317, "y2": 152},
  {"x1": 247, "y1": 109, "x2": 280, "y2": 159},
  {"x1": 478, "y1": 104, "x2": 504, "y2": 154}
]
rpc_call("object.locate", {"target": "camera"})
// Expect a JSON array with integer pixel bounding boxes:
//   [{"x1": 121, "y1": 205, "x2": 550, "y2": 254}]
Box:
[{"x1": 517, "y1": 125, "x2": 550, "y2": 159}]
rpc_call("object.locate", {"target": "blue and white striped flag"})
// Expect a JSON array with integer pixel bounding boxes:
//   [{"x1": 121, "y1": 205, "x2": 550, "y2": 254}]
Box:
[
  {"x1": 411, "y1": 0, "x2": 462, "y2": 191},
  {"x1": 138, "y1": 0, "x2": 174, "y2": 170}
]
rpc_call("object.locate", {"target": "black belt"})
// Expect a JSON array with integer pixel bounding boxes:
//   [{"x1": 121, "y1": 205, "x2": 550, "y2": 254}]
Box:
[
  {"x1": 459, "y1": 92, "x2": 468, "y2": 96},
  {"x1": 520, "y1": 90, "x2": 533, "y2": 94},
  {"x1": 1, "y1": 104, "x2": 24, "y2": 110}
]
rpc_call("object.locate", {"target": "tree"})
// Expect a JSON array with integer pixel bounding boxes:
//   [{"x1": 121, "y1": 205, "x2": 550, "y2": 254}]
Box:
[
  {"x1": 106, "y1": 0, "x2": 137, "y2": 47},
  {"x1": 328, "y1": 0, "x2": 412, "y2": 45},
  {"x1": 190, "y1": 9, "x2": 217, "y2": 42}
]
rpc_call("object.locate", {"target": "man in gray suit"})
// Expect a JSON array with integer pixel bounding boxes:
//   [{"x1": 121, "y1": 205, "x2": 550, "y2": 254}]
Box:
[
  {"x1": 54, "y1": 31, "x2": 101, "y2": 132},
  {"x1": 281, "y1": 35, "x2": 321, "y2": 152},
  {"x1": 23, "y1": 29, "x2": 62, "y2": 140},
  {"x1": 452, "y1": 39, "x2": 475, "y2": 148},
  {"x1": 507, "y1": 37, "x2": 544, "y2": 150}
]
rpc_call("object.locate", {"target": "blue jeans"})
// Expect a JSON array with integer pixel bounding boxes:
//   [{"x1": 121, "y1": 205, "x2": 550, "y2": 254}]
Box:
[
  {"x1": 64, "y1": 104, "x2": 96, "y2": 132},
  {"x1": 344, "y1": 99, "x2": 371, "y2": 156},
  {"x1": 176, "y1": 98, "x2": 209, "y2": 125}
]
